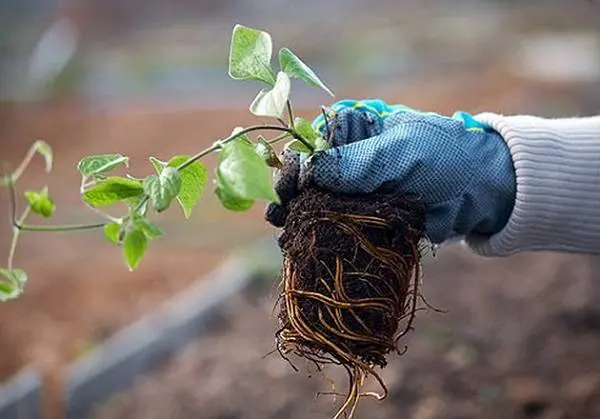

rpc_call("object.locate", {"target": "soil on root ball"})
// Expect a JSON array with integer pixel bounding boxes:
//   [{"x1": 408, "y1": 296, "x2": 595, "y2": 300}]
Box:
[{"x1": 274, "y1": 187, "x2": 428, "y2": 417}]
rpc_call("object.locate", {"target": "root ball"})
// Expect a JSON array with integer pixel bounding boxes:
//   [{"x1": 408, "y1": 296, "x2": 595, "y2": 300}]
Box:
[{"x1": 275, "y1": 187, "x2": 427, "y2": 417}]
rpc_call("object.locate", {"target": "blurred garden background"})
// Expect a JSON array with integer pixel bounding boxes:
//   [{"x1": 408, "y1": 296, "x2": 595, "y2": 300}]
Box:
[{"x1": 2, "y1": 0, "x2": 600, "y2": 418}]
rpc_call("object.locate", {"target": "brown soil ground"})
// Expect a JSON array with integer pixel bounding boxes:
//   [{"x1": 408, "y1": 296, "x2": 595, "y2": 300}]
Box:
[{"x1": 91, "y1": 247, "x2": 600, "y2": 419}]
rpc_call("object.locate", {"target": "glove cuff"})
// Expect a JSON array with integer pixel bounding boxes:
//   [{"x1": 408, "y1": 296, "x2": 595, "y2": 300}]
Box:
[{"x1": 464, "y1": 112, "x2": 600, "y2": 256}]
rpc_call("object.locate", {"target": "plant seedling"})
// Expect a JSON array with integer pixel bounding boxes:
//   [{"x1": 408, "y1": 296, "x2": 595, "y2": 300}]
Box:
[
  {"x1": 0, "y1": 23, "x2": 331, "y2": 288},
  {"x1": 0, "y1": 24, "x2": 429, "y2": 419}
]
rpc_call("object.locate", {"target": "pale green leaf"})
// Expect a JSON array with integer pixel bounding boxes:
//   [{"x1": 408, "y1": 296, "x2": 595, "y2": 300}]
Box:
[
  {"x1": 143, "y1": 167, "x2": 182, "y2": 213},
  {"x1": 214, "y1": 183, "x2": 254, "y2": 212},
  {"x1": 151, "y1": 156, "x2": 207, "y2": 219},
  {"x1": 133, "y1": 216, "x2": 163, "y2": 240},
  {"x1": 255, "y1": 136, "x2": 282, "y2": 169},
  {"x1": 149, "y1": 156, "x2": 166, "y2": 173},
  {"x1": 314, "y1": 136, "x2": 330, "y2": 151},
  {"x1": 24, "y1": 188, "x2": 55, "y2": 218},
  {"x1": 77, "y1": 154, "x2": 129, "y2": 178},
  {"x1": 104, "y1": 222, "x2": 121, "y2": 244},
  {"x1": 229, "y1": 24, "x2": 276, "y2": 85},
  {"x1": 279, "y1": 47, "x2": 334, "y2": 96},
  {"x1": 33, "y1": 140, "x2": 53, "y2": 172},
  {"x1": 286, "y1": 140, "x2": 312, "y2": 153},
  {"x1": 217, "y1": 137, "x2": 280, "y2": 203},
  {"x1": 249, "y1": 71, "x2": 290, "y2": 119},
  {"x1": 0, "y1": 281, "x2": 19, "y2": 301},
  {"x1": 0, "y1": 268, "x2": 27, "y2": 302},
  {"x1": 294, "y1": 117, "x2": 319, "y2": 142},
  {"x1": 123, "y1": 228, "x2": 147, "y2": 271},
  {"x1": 82, "y1": 177, "x2": 144, "y2": 207}
]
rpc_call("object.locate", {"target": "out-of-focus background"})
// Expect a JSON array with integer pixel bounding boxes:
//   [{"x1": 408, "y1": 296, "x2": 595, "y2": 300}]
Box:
[{"x1": 2, "y1": 1, "x2": 600, "y2": 418}]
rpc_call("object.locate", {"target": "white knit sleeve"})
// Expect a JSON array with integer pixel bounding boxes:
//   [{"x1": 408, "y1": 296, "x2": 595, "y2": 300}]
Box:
[{"x1": 462, "y1": 113, "x2": 600, "y2": 257}]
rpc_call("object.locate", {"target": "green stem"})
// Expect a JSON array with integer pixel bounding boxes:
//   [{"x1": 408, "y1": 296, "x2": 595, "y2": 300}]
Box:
[
  {"x1": 267, "y1": 132, "x2": 292, "y2": 145},
  {"x1": 133, "y1": 196, "x2": 150, "y2": 215},
  {"x1": 1, "y1": 142, "x2": 41, "y2": 187},
  {"x1": 85, "y1": 204, "x2": 120, "y2": 224},
  {"x1": 286, "y1": 100, "x2": 295, "y2": 128},
  {"x1": 8, "y1": 207, "x2": 30, "y2": 270},
  {"x1": 16, "y1": 222, "x2": 106, "y2": 232},
  {"x1": 176, "y1": 124, "x2": 312, "y2": 172},
  {"x1": 321, "y1": 105, "x2": 334, "y2": 142}
]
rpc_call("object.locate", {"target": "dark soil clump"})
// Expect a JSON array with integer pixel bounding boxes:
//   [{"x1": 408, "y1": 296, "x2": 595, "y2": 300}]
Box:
[{"x1": 275, "y1": 187, "x2": 427, "y2": 417}]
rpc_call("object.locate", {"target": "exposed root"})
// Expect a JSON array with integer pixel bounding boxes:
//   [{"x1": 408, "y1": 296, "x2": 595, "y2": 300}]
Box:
[{"x1": 274, "y1": 187, "x2": 427, "y2": 418}]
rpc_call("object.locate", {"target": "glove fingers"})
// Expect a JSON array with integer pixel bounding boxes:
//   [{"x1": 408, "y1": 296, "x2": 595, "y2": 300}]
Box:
[
  {"x1": 313, "y1": 99, "x2": 417, "y2": 134},
  {"x1": 309, "y1": 131, "x2": 402, "y2": 195},
  {"x1": 312, "y1": 100, "x2": 359, "y2": 133},
  {"x1": 326, "y1": 107, "x2": 384, "y2": 147},
  {"x1": 310, "y1": 113, "x2": 458, "y2": 195}
]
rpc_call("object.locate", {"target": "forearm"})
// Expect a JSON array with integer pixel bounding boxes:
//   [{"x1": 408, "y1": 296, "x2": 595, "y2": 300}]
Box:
[{"x1": 464, "y1": 113, "x2": 600, "y2": 256}]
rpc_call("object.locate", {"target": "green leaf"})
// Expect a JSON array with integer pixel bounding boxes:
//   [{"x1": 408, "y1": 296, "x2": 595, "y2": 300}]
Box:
[
  {"x1": 123, "y1": 227, "x2": 147, "y2": 271},
  {"x1": 214, "y1": 183, "x2": 254, "y2": 212},
  {"x1": 279, "y1": 47, "x2": 334, "y2": 96},
  {"x1": 256, "y1": 136, "x2": 282, "y2": 169},
  {"x1": 249, "y1": 71, "x2": 290, "y2": 119},
  {"x1": 33, "y1": 140, "x2": 53, "y2": 172},
  {"x1": 82, "y1": 177, "x2": 144, "y2": 207},
  {"x1": 77, "y1": 154, "x2": 129, "y2": 178},
  {"x1": 0, "y1": 268, "x2": 27, "y2": 302},
  {"x1": 287, "y1": 140, "x2": 312, "y2": 153},
  {"x1": 149, "y1": 156, "x2": 166, "y2": 173},
  {"x1": 294, "y1": 117, "x2": 319, "y2": 142},
  {"x1": 286, "y1": 118, "x2": 328, "y2": 154},
  {"x1": 0, "y1": 281, "x2": 18, "y2": 301},
  {"x1": 150, "y1": 156, "x2": 207, "y2": 219},
  {"x1": 314, "y1": 136, "x2": 330, "y2": 151},
  {"x1": 143, "y1": 167, "x2": 182, "y2": 213},
  {"x1": 217, "y1": 137, "x2": 280, "y2": 203},
  {"x1": 169, "y1": 157, "x2": 207, "y2": 218},
  {"x1": 229, "y1": 24, "x2": 276, "y2": 85},
  {"x1": 133, "y1": 215, "x2": 163, "y2": 239},
  {"x1": 104, "y1": 222, "x2": 121, "y2": 244},
  {"x1": 24, "y1": 188, "x2": 55, "y2": 218}
]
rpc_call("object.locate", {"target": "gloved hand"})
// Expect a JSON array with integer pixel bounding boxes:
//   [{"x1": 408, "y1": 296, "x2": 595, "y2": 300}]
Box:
[{"x1": 265, "y1": 99, "x2": 516, "y2": 244}]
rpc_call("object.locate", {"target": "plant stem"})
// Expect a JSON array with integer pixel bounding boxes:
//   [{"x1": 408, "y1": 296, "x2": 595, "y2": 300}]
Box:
[
  {"x1": 1, "y1": 142, "x2": 41, "y2": 186},
  {"x1": 267, "y1": 132, "x2": 292, "y2": 145},
  {"x1": 133, "y1": 196, "x2": 150, "y2": 214},
  {"x1": 176, "y1": 124, "x2": 312, "y2": 172},
  {"x1": 8, "y1": 207, "x2": 30, "y2": 270},
  {"x1": 321, "y1": 106, "x2": 333, "y2": 142},
  {"x1": 287, "y1": 100, "x2": 295, "y2": 128},
  {"x1": 85, "y1": 203, "x2": 120, "y2": 223},
  {"x1": 16, "y1": 222, "x2": 107, "y2": 232}
]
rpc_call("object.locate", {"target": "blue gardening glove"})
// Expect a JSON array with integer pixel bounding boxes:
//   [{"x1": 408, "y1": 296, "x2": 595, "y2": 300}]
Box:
[{"x1": 265, "y1": 99, "x2": 516, "y2": 244}]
